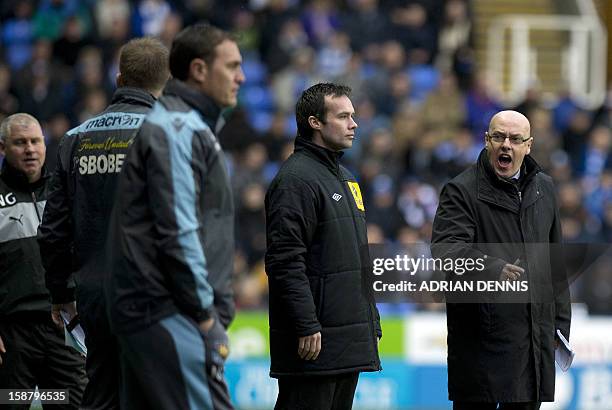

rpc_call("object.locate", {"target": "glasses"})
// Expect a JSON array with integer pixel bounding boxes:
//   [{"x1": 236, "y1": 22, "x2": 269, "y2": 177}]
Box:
[{"x1": 487, "y1": 132, "x2": 532, "y2": 145}]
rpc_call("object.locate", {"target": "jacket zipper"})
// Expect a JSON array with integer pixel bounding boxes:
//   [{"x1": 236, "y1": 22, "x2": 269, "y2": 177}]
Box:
[
  {"x1": 31, "y1": 192, "x2": 41, "y2": 222},
  {"x1": 341, "y1": 179, "x2": 379, "y2": 367}
]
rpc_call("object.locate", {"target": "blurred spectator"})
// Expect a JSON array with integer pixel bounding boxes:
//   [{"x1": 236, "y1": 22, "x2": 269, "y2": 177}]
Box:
[
  {"x1": 464, "y1": 70, "x2": 501, "y2": 140},
  {"x1": 528, "y1": 106, "x2": 561, "y2": 172},
  {"x1": 0, "y1": 64, "x2": 19, "y2": 116},
  {"x1": 270, "y1": 46, "x2": 323, "y2": 113},
  {"x1": 389, "y1": 2, "x2": 436, "y2": 60},
  {"x1": 232, "y1": 9, "x2": 259, "y2": 56},
  {"x1": 32, "y1": 0, "x2": 92, "y2": 41},
  {"x1": 421, "y1": 71, "x2": 465, "y2": 143},
  {"x1": 14, "y1": 40, "x2": 65, "y2": 122},
  {"x1": 341, "y1": 0, "x2": 388, "y2": 55},
  {"x1": 236, "y1": 182, "x2": 267, "y2": 265},
  {"x1": 429, "y1": 126, "x2": 479, "y2": 180},
  {"x1": 364, "y1": 174, "x2": 405, "y2": 238},
  {"x1": 94, "y1": 0, "x2": 131, "y2": 40},
  {"x1": 131, "y1": 0, "x2": 172, "y2": 37},
  {"x1": 258, "y1": 0, "x2": 300, "y2": 73},
  {"x1": 261, "y1": 111, "x2": 292, "y2": 163},
  {"x1": 53, "y1": 15, "x2": 90, "y2": 67},
  {"x1": 435, "y1": 0, "x2": 471, "y2": 73},
  {"x1": 316, "y1": 30, "x2": 352, "y2": 78},
  {"x1": 573, "y1": 125, "x2": 611, "y2": 179},
  {"x1": 1, "y1": 0, "x2": 35, "y2": 71},
  {"x1": 300, "y1": 0, "x2": 340, "y2": 48},
  {"x1": 43, "y1": 112, "x2": 70, "y2": 172}
]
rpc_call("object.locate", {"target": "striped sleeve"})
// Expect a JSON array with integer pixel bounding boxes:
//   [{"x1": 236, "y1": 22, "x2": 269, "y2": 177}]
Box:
[{"x1": 144, "y1": 105, "x2": 214, "y2": 322}]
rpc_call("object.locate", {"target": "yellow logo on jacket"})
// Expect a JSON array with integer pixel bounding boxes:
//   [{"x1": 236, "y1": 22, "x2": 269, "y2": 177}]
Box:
[{"x1": 347, "y1": 182, "x2": 365, "y2": 211}]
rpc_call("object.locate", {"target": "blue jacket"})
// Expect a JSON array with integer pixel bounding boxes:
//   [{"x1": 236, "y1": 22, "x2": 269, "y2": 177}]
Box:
[{"x1": 106, "y1": 79, "x2": 235, "y2": 334}]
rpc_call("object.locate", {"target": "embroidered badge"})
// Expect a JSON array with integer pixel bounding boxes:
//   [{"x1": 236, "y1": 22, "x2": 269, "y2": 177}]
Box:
[{"x1": 347, "y1": 181, "x2": 365, "y2": 211}]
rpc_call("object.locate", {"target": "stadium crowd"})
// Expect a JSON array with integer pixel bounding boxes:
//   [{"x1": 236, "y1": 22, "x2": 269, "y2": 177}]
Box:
[{"x1": 0, "y1": 0, "x2": 610, "y2": 313}]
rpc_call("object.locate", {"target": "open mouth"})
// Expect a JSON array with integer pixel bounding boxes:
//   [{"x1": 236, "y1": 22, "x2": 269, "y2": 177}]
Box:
[{"x1": 497, "y1": 153, "x2": 512, "y2": 168}]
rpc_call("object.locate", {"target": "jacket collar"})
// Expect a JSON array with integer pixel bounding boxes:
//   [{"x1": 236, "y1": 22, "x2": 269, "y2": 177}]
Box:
[
  {"x1": 476, "y1": 148, "x2": 542, "y2": 212},
  {"x1": 478, "y1": 148, "x2": 541, "y2": 192},
  {"x1": 0, "y1": 160, "x2": 49, "y2": 191},
  {"x1": 162, "y1": 78, "x2": 223, "y2": 132},
  {"x1": 110, "y1": 87, "x2": 157, "y2": 108},
  {"x1": 294, "y1": 136, "x2": 343, "y2": 176}
]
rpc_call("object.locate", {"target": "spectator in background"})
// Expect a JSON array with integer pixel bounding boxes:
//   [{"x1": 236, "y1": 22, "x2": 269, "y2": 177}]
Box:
[
  {"x1": 1, "y1": 0, "x2": 35, "y2": 71},
  {"x1": 38, "y1": 37, "x2": 169, "y2": 410},
  {"x1": 389, "y1": 2, "x2": 436, "y2": 61},
  {"x1": 435, "y1": 0, "x2": 471, "y2": 73},
  {"x1": 271, "y1": 46, "x2": 323, "y2": 113},
  {"x1": 300, "y1": 0, "x2": 340, "y2": 48},
  {"x1": 53, "y1": 15, "x2": 90, "y2": 68},
  {"x1": 131, "y1": 0, "x2": 172, "y2": 37},
  {"x1": 527, "y1": 107, "x2": 561, "y2": 172},
  {"x1": 94, "y1": 0, "x2": 131, "y2": 41},
  {"x1": 42, "y1": 112, "x2": 70, "y2": 172},
  {"x1": 465, "y1": 70, "x2": 501, "y2": 140},
  {"x1": 421, "y1": 71, "x2": 465, "y2": 143},
  {"x1": 0, "y1": 113, "x2": 86, "y2": 409},
  {"x1": 14, "y1": 40, "x2": 65, "y2": 122},
  {"x1": 561, "y1": 108, "x2": 591, "y2": 165},
  {"x1": 32, "y1": 0, "x2": 92, "y2": 41},
  {"x1": 316, "y1": 30, "x2": 352, "y2": 78},
  {"x1": 341, "y1": 0, "x2": 388, "y2": 57},
  {"x1": 0, "y1": 64, "x2": 19, "y2": 117}
]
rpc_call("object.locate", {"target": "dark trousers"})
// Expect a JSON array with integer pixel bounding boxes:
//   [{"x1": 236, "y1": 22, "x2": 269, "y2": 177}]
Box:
[
  {"x1": 116, "y1": 313, "x2": 233, "y2": 410},
  {"x1": 0, "y1": 317, "x2": 87, "y2": 410},
  {"x1": 77, "y1": 286, "x2": 120, "y2": 410},
  {"x1": 275, "y1": 372, "x2": 359, "y2": 410},
  {"x1": 453, "y1": 402, "x2": 542, "y2": 410}
]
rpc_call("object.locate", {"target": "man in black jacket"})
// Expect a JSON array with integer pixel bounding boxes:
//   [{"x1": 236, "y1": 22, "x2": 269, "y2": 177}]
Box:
[
  {"x1": 266, "y1": 83, "x2": 382, "y2": 410},
  {"x1": 37, "y1": 38, "x2": 169, "y2": 410},
  {"x1": 105, "y1": 24, "x2": 244, "y2": 410},
  {"x1": 0, "y1": 113, "x2": 86, "y2": 409},
  {"x1": 432, "y1": 110, "x2": 571, "y2": 410}
]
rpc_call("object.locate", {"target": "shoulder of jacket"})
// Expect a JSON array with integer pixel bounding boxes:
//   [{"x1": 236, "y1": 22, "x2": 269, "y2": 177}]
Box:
[{"x1": 447, "y1": 164, "x2": 477, "y2": 189}]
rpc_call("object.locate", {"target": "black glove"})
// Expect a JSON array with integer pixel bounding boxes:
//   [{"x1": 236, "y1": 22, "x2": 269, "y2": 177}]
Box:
[{"x1": 202, "y1": 318, "x2": 229, "y2": 382}]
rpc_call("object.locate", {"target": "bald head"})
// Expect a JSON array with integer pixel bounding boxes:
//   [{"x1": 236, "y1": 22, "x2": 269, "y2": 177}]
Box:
[
  {"x1": 485, "y1": 110, "x2": 533, "y2": 178},
  {"x1": 488, "y1": 110, "x2": 531, "y2": 138}
]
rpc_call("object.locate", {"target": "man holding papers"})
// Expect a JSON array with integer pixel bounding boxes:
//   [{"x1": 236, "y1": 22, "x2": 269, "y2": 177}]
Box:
[{"x1": 432, "y1": 111, "x2": 572, "y2": 409}]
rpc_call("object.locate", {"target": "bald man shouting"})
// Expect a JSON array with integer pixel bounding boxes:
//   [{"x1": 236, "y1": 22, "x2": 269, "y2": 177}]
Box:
[{"x1": 431, "y1": 111, "x2": 571, "y2": 410}]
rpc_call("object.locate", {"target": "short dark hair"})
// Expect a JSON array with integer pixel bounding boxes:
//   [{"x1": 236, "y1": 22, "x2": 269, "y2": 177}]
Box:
[
  {"x1": 169, "y1": 23, "x2": 235, "y2": 81},
  {"x1": 118, "y1": 37, "x2": 169, "y2": 93},
  {"x1": 295, "y1": 83, "x2": 352, "y2": 140}
]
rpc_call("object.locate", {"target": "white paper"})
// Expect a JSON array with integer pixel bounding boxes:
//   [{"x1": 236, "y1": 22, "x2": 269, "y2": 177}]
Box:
[
  {"x1": 555, "y1": 329, "x2": 574, "y2": 372},
  {"x1": 60, "y1": 311, "x2": 88, "y2": 356}
]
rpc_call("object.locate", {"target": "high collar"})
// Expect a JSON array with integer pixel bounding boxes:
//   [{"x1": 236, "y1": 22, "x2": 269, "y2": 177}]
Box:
[
  {"x1": 478, "y1": 148, "x2": 541, "y2": 191},
  {"x1": 294, "y1": 136, "x2": 343, "y2": 176},
  {"x1": 0, "y1": 160, "x2": 48, "y2": 191},
  {"x1": 163, "y1": 78, "x2": 223, "y2": 132},
  {"x1": 111, "y1": 87, "x2": 157, "y2": 108}
]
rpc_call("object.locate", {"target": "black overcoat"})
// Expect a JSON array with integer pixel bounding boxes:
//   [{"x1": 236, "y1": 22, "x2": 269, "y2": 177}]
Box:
[
  {"x1": 265, "y1": 137, "x2": 382, "y2": 377},
  {"x1": 431, "y1": 149, "x2": 571, "y2": 402}
]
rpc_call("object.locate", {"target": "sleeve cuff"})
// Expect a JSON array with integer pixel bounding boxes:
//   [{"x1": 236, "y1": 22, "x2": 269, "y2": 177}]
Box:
[
  {"x1": 193, "y1": 307, "x2": 215, "y2": 323},
  {"x1": 49, "y1": 286, "x2": 75, "y2": 304}
]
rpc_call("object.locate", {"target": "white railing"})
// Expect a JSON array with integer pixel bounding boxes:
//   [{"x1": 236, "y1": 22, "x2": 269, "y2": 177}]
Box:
[{"x1": 486, "y1": 1, "x2": 607, "y2": 109}]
